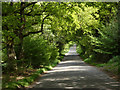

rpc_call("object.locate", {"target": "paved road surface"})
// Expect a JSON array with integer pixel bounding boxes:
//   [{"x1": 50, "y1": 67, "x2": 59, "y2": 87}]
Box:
[{"x1": 28, "y1": 44, "x2": 120, "y2": 90}]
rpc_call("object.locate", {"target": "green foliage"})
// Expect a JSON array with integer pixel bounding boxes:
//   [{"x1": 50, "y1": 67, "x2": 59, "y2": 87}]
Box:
[
  {"x1": 23, "y1": 35, "x2": 59, "y2": 68},
  {"x1": 76, "y1": 45, "x2": 84, "y2": 56},
  {"x1": 61, "y1": 43, "x2": 70, "y2": 55},
  {"x1": 84, "y1": 55, "x2": 94, "y2": 63},
  {"x1": 108, "y1": 56, "x2": 120, "y2": 64},
  {"x1": 2, "y1": 2, "x2": 119, "y2": 89},
  {"x1": 103, "y1": 56, "x2": 120, "y2": 74},
  {"x1": 90, "y1": 18, "x2": 118, "y2": 55},
  {"x1": 96, "y1": 64, "x2": 106, "y2": 67},
  {"x1": 68, "y1": 41, "x2": 75, "y2": 47}
]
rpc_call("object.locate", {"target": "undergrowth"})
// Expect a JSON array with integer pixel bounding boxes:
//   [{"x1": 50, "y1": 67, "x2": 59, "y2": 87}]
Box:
[{"x1": 2, "y1": 59, "x2": 60, "y2": 90}]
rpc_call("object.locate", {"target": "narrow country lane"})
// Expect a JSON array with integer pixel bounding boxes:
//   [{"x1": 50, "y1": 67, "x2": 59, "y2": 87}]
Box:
[{"x1": 28, "y1": 44, "x2": 120, "y2": 90}]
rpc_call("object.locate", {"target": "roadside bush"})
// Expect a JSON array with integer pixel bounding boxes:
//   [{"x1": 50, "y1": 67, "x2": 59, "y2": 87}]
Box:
[
  {"x1": 23, "y1": 35, "x2": 59, "y2": 68},
  {"x1": 49, "y1": 46, "x2": 59, "y2": 63},
  {"x1": 104, "y1": 55, "x2": 120, "y2": 74}
]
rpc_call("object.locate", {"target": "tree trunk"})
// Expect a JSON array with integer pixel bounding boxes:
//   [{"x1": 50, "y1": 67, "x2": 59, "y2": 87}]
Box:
[
  {"x1": 18, "y1": 35, "x2": 24, "y2": 60},
  {"x1": 17, "y1": 2, "x2": 25, "y2": 60},
  {"x1": 6, "y1": 38, "x2": 17, "y2": 71}
]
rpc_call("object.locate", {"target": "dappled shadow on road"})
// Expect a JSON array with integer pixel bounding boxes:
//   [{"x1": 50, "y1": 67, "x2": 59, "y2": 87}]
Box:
[
  {"x1": 63, "y1": 55, "x2": 80, "y2": 60},
  {"x1": 27, "y1": 56, "x2": 120, "y2": 90}
]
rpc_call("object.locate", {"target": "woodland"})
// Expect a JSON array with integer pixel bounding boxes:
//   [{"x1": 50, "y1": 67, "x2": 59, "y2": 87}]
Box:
[{"x1": 1, "y1": 2, "x2": 120, "y2": 89}]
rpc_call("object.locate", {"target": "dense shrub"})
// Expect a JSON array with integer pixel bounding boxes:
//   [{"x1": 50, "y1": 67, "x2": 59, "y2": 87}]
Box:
[
  {"x1": 104, "y1": 56, "x2": 120, "y2": 74},
  {"x1": 23, "y1": 35, "x2": 59, "y2": 68}
]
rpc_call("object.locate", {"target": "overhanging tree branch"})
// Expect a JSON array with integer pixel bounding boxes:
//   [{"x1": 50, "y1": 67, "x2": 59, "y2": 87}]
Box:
[
  {"x1": 23, "y1": 14, "x2": 50, "y2": 37},
  {"x1": 25, "y1": 4, "x2": 35, "y2": 16}
]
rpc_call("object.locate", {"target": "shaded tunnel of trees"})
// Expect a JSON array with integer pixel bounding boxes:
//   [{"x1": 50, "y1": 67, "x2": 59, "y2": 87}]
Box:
[{"x1": 1, "y1": 2, "x2": 120, "y2": 89}]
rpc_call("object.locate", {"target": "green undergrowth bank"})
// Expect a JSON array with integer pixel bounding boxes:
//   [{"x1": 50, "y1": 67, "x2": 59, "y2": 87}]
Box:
[
  {"x1": 83, "y1": 55, "x2": 120, "y2": 75},
  {"x1": 3, "y1": 59, "x2": 60, "y2": 89}
]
